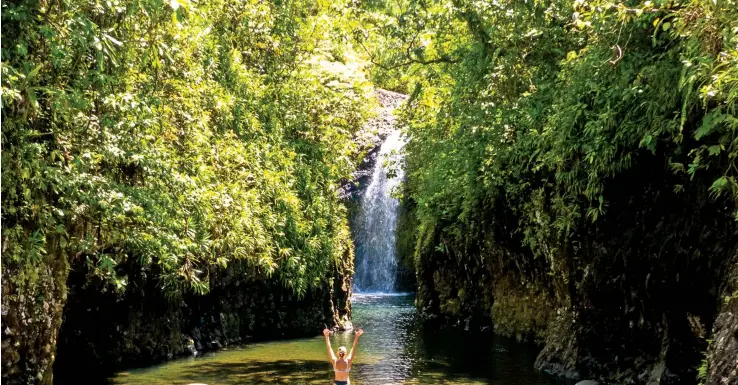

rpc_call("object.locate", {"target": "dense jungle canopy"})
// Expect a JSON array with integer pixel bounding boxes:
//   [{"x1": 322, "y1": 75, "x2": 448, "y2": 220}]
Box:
[
  {"x1": 359, "y1": 0, "x2": 738, "y2": 263},
  {"x1": 2, "y1": 0, "x2": 737, "y2": 384},
  {"x1": 3, "y1": 0, "x2": 372, "y2": 298}
]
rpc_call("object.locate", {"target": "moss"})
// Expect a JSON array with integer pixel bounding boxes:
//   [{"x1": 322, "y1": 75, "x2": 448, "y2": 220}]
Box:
[
  {"x1": 440, "y1": 298, "x2": 460, "y2": 315},
  {"x1": 1, "y1": 249, "x2": 69, "y2": 385},
  {"x1": 490, "y1": 277, "x2": 553, "y2": 342},
  {"x1": 395, "y1": 199, "x2": 419, "y2": 291}
]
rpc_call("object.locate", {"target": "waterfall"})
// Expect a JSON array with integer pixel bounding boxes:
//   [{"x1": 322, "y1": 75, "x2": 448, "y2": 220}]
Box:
[{"x1": 353, "y1": 130, "x2": 406, "y2": 293}]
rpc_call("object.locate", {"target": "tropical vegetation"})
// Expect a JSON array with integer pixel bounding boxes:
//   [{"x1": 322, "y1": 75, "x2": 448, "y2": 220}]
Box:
[
  {"x1": 3, "y1": 0, "x2": 738, "y2": 383},
  {"x1": 2, "y1": 0, "x2": 371, "y2": 300},
  {"x1": 355, "y1": 0, "x2": 737, "y2": 383}
]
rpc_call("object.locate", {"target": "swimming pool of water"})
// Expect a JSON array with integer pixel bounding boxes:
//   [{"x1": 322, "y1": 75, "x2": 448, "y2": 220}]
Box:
[{"x1": 111, "y1": 293, "x2": 553, "y2": 385}]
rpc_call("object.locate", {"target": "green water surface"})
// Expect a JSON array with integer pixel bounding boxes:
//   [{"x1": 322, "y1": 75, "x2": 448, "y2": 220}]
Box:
[{"x1": 111, "y1": 293, "x2": 552, "y2": 385}]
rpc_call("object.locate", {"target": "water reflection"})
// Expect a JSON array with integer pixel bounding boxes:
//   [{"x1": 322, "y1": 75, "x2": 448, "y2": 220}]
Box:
[
  {"x1": 111, "y1": 294, "x2": 552, "y2": 385},
  {"x1": 350, "y1": 293, "x2": 415, "y2": 384}
]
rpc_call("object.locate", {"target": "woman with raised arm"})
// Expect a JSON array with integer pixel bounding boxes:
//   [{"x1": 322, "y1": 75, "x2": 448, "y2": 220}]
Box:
[{"x1": 322, "y1": 328, "x2": 363, "y2": 385}]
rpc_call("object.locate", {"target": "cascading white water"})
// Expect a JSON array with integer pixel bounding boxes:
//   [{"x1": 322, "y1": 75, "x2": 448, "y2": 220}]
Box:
[{"x1": 353, "y1": 130, "x2": 406, "y2": 293}]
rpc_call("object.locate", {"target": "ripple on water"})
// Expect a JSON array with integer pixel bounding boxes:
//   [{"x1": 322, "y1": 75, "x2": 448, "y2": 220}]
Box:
[{"x1": 111, "y1": 294, "x2": 553, "y2": 385}]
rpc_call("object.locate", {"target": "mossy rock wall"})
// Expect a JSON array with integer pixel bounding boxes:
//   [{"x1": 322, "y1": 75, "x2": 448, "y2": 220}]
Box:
[
  {"x1": 705, "y1": 259, "x2": 738, "y2": 385},
  {"x1": 412, "y1": 153, "x2": 738, "y2": 385},
  {"x1": 51, "y1": 258, "x2": 352, "y2": 384},
  {"x1": 1, "y1": 251, "x2": 68, "y2": 385}
]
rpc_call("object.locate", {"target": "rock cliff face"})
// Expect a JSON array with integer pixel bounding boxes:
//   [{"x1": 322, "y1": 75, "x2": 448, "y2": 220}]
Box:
[
  {"x1": 52, "y1": 257, "x2": 353, "y2": 383},
  {"x1": 341, "y1": 89, "x2": 407, "y2": 201},
  {"x1": 411, "y1": 152, "x2": 738, "y2": 385},
  {"x1": 1, "y1": 252, "x2": 68, "y2": 385},
  {"x1": 706, "y1": 260, "x2": 738, "y2": 385},
  {"x1": 1, "y1": 241, "x2": 353, "y2": 385},
  {"x1": 2, "y1": 221, "x2": 354, "y2": 385}
]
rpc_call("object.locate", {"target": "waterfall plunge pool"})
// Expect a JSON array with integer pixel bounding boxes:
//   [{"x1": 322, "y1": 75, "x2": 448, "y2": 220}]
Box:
[
  {"x1": 111, "y1": 293, "x2": 553, "y2": 385},
  {"x1": 111, "y1": 109, "x2": 553, "y2": 385}
]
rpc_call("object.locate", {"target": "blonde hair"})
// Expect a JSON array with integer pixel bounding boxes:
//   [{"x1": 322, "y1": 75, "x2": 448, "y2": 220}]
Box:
[{"x1": 338, "y1": 346, "x2": 347, "y2": 356}]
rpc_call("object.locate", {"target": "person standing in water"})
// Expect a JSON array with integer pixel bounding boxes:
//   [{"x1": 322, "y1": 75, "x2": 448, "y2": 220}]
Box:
[{"x1": 323, "y1": 328, "x2": 363, "y2": 385}]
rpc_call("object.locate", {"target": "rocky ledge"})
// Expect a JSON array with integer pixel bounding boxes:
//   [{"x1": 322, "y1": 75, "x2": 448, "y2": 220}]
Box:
[{"x1": 339, "y1": 89, "x2": 407, "y2": 201}]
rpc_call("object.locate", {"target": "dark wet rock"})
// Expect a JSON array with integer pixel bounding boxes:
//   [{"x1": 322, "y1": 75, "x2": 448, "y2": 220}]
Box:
[
  {"x1": 413, "y1": 147, "x2": 738, "y2": 385},
  {"x1": 182, "y1": 336, "x2": 197, "y2": 356},
  {"x1": 339, "y1": 89, "x2": 407, "y2": 201},
  {"x1": 53, "y1": 257, "x2": 353, "y2": 384},
  {"x1": 1, "y1": 255, "x2": 67, "y2": 385},
  {"x1": 334, "y1": 318, "x2": 353, "y2": 332},
  {"x1": 706, "y1": 260, "x2": 738, "y2": 385},
  {"x1": 534, "y1": 309, "x2": 580, "y2": 382}
]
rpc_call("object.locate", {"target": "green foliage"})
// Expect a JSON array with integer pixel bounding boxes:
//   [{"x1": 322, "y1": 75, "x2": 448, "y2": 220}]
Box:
[
  {"x1": 696, "y1": 355, "x2": 708, "y2": 385},
  {"x1": 355, "y1": 0, "x2": 738, "y2": 281},
  {"x1": 2, "y1": 0, "x2": 371, "y2": 298}
]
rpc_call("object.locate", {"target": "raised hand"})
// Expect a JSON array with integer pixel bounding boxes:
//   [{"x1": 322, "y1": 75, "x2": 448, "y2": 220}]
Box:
[
  {"x1": 323, "y1": 328, "x2": 331, "y2": 337},
  {"x1": 347, "y1": 328, "x2": 363, "y2": 361}
]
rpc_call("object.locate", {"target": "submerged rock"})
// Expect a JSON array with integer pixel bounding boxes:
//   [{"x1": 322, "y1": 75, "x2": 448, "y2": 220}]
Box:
[
  {"x1": 336, "y1": 319, "x2": 354, "y2": 331},
  {"x1": 208, "y1": 340, "x2": 221, "y2": 350},
  {"x1": 182, "y1": 335, "x2": 197, "y2": 357}
]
